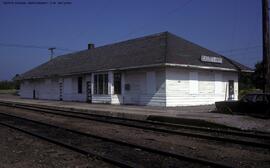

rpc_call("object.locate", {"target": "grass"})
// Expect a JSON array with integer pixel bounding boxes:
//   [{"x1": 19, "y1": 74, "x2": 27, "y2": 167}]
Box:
[
  {"x1": 0, "y1": 89, "x2": 17, "y2": 94},
  {"x1": 239, "y1": 88, "x2": 262, "y2": 99}
]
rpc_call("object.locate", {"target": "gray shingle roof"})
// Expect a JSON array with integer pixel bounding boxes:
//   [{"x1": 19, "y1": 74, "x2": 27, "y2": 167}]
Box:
[{"x1": 17, "y1": 32, "x2": 253, "y2": 80}]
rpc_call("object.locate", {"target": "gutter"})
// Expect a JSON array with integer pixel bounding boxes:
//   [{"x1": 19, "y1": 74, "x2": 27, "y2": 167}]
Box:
[
  {"x1": 165, "y1": 63, "x2": 238, "y2": 72},
  {"x1": 240, "y1": 69, "x2": 254, "y2": 73}
]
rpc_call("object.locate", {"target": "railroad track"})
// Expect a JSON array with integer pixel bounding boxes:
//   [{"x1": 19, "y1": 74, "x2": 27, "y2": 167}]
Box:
[
  {"x1": 0, "y1": 101, "x2": 270, "y2": 149},
  {"x1": 0, "y1": 112, "x2": 231, "y2": 168}
]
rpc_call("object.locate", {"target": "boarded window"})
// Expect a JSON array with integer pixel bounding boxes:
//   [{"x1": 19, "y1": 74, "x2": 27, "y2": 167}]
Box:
[
  {"x1": 94, "y1": 74, "x2": 108, "y2": 94},
  {"x1": 114, "y1": 73, "x2": 121, "y2": 94},
  {"x1": 78, "y1": 77, "x2": 82, "y2": 94},
  {"x1": 214, "y1": 73, "x2": 223, "y2": 94},
  {"x1": 189, "y1": 72, "x2": 198, "y2": 94}
]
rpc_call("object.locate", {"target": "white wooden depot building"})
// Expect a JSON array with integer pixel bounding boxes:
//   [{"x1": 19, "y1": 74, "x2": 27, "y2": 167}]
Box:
[{"x1": 16, "y1": 32, "x2": 252, "y2": 107}]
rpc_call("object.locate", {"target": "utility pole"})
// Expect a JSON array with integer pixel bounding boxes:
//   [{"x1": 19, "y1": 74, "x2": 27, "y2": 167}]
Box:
[
  {"x1": 48, "y1": 47, "x2": 56, "y2": 60},
  {"x1": 262, "y1": 0, "x2": 270, "y2": 93}
]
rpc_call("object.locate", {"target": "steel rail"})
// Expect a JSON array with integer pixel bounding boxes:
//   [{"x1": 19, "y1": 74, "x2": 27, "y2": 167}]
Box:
[
  {"x1": 1, "y1": 101, "x2": 269, "y2": 138},
  {"x1": 1, "y1": 102, "x2": 270, "y2": 149},
  {"x1": 0, "y1": 121, "x2": 133, "y2": 168},
  {"x1": 0, "y1": 112, "x2": 231, "y2": 168}
]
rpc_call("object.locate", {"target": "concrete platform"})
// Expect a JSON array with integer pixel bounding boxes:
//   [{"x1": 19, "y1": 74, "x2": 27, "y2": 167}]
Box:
[{"x1": 0, "y1": 94, "x2": 270, "y2": 133}]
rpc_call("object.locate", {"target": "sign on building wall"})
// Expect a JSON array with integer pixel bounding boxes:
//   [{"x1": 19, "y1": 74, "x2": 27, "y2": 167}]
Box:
[{"x1": 201, "y1": 55, "x2": 223, "y2": 64}]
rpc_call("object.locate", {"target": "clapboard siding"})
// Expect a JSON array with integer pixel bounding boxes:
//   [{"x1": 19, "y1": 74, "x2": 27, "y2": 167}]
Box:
[
  {"x1": 198, "y1": 71, "x2": 215, "y2": 94},
  {"x1": 92, "y1": 95, "x2": 111, "y2": 104},
  {"x1": 91, "y1": 69, "x2": 166, "y2": 106},
  {"x1": 20, "y1": 81, "x2": 33, "y2": 98},
  {"x1": 166, "y1": 67, "x2": 238, "y2": 106},
  {"x1": 20, "y1": 78, "x2": 59, "y2": 100},
  {"x1": 20, "y1": 80, "x2": 35, "y2": 99},
  {"x1": 38, "y1": 78, "x2": 59, "y2": 100},
  {"x1": 123, "y1": 68, "x2": 166, "y2": 106},
  {"x1": 20, "y1": 75, "x2": 89, "y2": 102},
  {"x1": 139, "y1": 93, "x2": 166, "y2": 106},
  {"x1": 62, "y1": 76, "x2": 87, "y2": 102},
  {"x1": 123, "y1": 71, "x2": 144, "y2": 104},
  {"x1": 19, "y1": 67, "x2": 238, "y2": 107}
]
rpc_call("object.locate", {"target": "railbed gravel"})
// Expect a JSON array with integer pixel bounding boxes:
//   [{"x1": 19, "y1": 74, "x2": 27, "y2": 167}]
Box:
[
  {"x1": 0, "y1": 124, "x2": 114, "y2": 168},
  {"x1": 1, "y1": 106, "x2": 270, "y2": 168}
]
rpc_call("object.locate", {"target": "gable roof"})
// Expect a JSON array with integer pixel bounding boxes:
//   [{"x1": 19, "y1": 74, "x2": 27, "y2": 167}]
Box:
[{"x1": 17, "y1": 32, "x2": 253, "y2": 80}]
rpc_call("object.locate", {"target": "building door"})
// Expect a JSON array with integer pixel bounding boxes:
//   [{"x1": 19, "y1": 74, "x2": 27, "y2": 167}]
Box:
[
  {"x1": 33, "y1": 89, "x2": 36, "y2": 99},
  {"x1": 59, "y1": 82, "x2": 63, "y2": 101},
  {"x1": 228, "y1": 80, "x2": 234, "y2": 100},
  {"x1": 86, "y1": 81, "x2": 92, "y2": 103}
]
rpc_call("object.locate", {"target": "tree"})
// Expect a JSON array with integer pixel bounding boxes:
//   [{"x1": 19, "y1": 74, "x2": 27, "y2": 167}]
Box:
[
  {"x1": 0, "y1": 80, "x2": 15, "y2": 90},
  {"x1": 239, "y1": 72, "x2": 254, "y2": 90},
  {"x1": 0, "y1": 74, "x2": 20, "y2": 90},
  {"x1": 239, "y1": 61, "x2": 264, "y2": 97},
  {"x1": 252, "y1": 61, "x2": 264, "y2": 90}
]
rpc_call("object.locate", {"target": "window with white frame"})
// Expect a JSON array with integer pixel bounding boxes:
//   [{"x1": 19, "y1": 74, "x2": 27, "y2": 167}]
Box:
[{"x1": 94, "y1": 74, "x2": 108, "y2": 94}]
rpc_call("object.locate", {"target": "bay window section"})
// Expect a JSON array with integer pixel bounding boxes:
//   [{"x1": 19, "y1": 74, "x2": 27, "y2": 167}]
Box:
[{"x1": 94, "y1": 74, "x2": 108, "y2": 95}]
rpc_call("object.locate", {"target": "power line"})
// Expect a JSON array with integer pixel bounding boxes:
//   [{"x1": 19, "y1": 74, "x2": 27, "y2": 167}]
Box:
[
  {"x1": 0, "y1": 42, "x2": 76, "y2": 52},
  {"x1": 0, "y1": 42, "x2": 261, "y2": 56},
  {"x1": 217, "y1": 45, "x2": 261, "y2": 54}
]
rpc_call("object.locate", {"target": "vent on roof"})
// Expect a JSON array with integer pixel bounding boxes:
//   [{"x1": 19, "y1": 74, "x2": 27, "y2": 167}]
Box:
[{"x1": 88, "y1": 43, "x2": 95, "y2": 50}]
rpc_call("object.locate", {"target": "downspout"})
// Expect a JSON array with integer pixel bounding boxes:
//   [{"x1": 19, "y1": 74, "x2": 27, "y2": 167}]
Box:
[
  {"x1": 164, "y1": 32, "x2": 168, "y2": 108},
  {"x1": 225, "y1": 83, "x2": 228, "y2": 101}
]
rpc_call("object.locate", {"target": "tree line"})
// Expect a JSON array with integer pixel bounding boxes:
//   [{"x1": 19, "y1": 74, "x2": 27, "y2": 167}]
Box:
[
  {"x1": 239, "y1": 61, "x2": 264, "y2": 90},
  {"x1": 0, "y1": 80, "x2": 19, "y2": 90}
]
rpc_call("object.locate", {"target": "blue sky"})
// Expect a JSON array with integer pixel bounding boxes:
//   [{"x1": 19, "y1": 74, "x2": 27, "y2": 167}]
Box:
[{"x1": 0, "y1": 0, "x2": 263, "y2": 80}]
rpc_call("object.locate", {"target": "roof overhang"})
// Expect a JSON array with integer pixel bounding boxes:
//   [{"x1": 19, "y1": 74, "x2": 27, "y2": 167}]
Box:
[{"x1": 18, "y1": 63, "x2": 244, "y2": 80}]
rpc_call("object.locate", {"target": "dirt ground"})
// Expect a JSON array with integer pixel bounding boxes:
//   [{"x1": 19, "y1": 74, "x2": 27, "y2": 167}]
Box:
[{"x1": 0, "y1": 124, "x2": 113, "y2": 168}]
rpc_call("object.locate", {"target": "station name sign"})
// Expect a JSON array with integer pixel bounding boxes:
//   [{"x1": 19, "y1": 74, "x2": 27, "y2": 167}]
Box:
[{"x1": 201, "y1": 55, "x2": 223, "y2": 64}]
